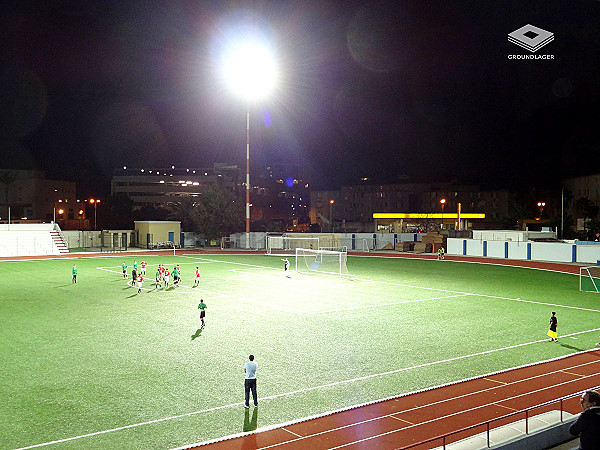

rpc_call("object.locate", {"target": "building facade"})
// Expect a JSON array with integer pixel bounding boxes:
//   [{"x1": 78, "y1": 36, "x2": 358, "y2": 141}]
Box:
[
  {"x1": 110, "y1": 164, "x2": 241, "y2": 209},
  {"x1": 310, "y1": 182, "x2": 512, "y2": 232},
  {"x1": 0, "y1": 169, "x2": 78, "y2": 224}
]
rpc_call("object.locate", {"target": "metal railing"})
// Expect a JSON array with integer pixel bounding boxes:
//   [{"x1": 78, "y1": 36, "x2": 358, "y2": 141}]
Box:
[{"x1": 398, "y1": 386, "x2": 599, "y2": 449}]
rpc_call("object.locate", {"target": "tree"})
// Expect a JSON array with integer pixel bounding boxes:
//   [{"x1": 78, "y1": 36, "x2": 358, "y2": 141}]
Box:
[
  {"x1": 107, "y1": 193, "x2": 134, "y2": 229},
  {"x1": 499, "y1": 201, "x2": 530, "y2": 230},
  {"x1": 167, "y1": 198, "x2": 197, "y2": 231},
  {"x1": 573, "y1": 197, "x2": 599, "y2": 240},
  {"x1": 0, "y1": 170, "x2": 16, "y2": 216},
  {"x1": 192, "y1": 186, "x2": 243, "y2": 240}
]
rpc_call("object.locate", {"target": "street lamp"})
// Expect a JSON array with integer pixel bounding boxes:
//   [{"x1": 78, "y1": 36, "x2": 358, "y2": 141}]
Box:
[
  {"x1": 440, "y1": 198, "x2": 446, "y2": 229},
  {"x1": 89, "y1": 199, "x2": 100, "y2": 230},
  {"x1": 537, "y1": 201, "x2": 546, "y2": 218},
  {"x1": 221, "y1": 32, "x2": 278, "y2": 248},
  {"x1": 329, "y1": 199, "x2": 335, "y2": 232}
]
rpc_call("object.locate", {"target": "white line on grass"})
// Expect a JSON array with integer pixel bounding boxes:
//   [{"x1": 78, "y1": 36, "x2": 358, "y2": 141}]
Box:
[
  {"x1": 173, "y1": 258, "x2": 600, "y2": 315},
  {"x1": 17, "y1": 326, "x2": 600, "y2": 450},
  {"x1": 171, "y1": 284, "x2": 308, "y2": 314},
  {"x1": 351, "y1": 276, "x2": 600, "y2": 314},
  {"x1": 184, "y1": 350, "x2": 600, "y2": 449},
  {"x1": 310, "y1": 294, "x2": 470, "y2": 314}
]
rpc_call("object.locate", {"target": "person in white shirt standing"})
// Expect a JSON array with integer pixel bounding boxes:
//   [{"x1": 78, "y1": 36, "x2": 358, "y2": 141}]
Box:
[{"x1": 244, "y1": 355, "x2": 258, "y2": 408}]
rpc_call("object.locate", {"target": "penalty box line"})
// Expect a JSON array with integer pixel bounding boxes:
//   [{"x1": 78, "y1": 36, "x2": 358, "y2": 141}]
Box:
[
  {"x1": 353, "y1": 277, "x2": 600, "y2": 314},
  {"x1": 18, "y1": 327, "x2": 600, "y2": 450}
]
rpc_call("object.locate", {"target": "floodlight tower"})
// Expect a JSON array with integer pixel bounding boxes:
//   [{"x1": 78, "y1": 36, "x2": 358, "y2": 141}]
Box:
[{"x1": 222, "y1": 37, "x2": 277, "y2": 248}]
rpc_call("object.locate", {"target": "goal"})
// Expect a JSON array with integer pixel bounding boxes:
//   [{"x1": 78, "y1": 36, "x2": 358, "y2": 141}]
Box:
[
  {"x1": 580, "y1": 266, "x2": 600, "y2": 293},
  {"x1": 266, "y1": 236, "x2": 320, "y2": 255},
  {"x1": 295, "y1": 248, "x2": 351, "y2": 277}
]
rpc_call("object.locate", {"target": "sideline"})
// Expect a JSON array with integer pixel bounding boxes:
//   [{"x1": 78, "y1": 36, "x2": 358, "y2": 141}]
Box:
[{"x1": 16, "y1": 331, "x2": 600, "y2": 450}]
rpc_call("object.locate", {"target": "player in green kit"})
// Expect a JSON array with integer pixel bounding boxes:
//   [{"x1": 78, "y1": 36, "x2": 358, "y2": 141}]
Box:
[
  {"x1": 155, "y1": 267, "x2": 162, "y2": 289},
  {"x1": 122, "y1": 262, "x2": 128, "y2": 278},
  {"x1": 172, "y1": 266, "x2": 179, "y2": 286},
  {"x1": 72, "y1": 264, "x2": 77, "y2": 283},
  {"x1": 198, "y1": 300, "x2": 207, "y2": 328}
]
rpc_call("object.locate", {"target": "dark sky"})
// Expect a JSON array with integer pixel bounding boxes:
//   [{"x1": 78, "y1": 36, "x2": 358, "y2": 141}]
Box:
[{"x1": 1, "y1": 0, "x2": 600, "y2": 196}]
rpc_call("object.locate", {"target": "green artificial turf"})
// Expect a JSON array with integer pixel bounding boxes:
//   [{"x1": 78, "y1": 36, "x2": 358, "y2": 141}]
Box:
[{"x1": 1, "y1": 254, "x2": 599, "y2": 449}]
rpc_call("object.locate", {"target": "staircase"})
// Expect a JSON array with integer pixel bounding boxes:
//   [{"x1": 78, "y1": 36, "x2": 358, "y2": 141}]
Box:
[{"x1": 50, "y1": 231, "x2": 69, "y2": 254}]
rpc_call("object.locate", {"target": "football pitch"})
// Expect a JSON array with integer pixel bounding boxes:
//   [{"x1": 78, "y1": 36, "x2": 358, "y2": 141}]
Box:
[{"x1": 2, "y1": 253, "x2": 600, "y2": 449}]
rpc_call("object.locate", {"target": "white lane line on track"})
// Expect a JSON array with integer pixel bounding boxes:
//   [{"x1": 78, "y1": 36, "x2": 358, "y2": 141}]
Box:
[{"x1": 18, "y1": 332, "x2": 600, "y2": 450}]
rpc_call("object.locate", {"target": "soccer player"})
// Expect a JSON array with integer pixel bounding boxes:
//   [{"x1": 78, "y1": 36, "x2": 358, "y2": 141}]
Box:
[
  {"x1": 282, "y1": 258, "x2": 290, "y2": 278},
  {"x1": 164, "y1": 268, "x2": 170, "y2": 289},
  {"x1": 131, "y1": 268, "x2": 137, "y2": 287},
  {"x1": 198, "y1": 299, "x2": 207, "y2": 328},
  {"x1": 548, "y1": 311, "x2": 558, "y2": 341},
  {"x1": 194, "y1": 266, "x2": 200, "y2": 286},
  {"x1": 155, "y1": 267, "x2": 162, "y2": 289},
  {"x1": 122, "y1": 262, "x2": 128, "y2": 278},
  {"x1": 438, "y1": 247, "x2": 445, "y2": 260},
  {"x1": 140, "y1": 260, "x2": 147, "y2": 275},
  {"x1": 137, "y1": 275, "x2": 144, "y2": 294},
  {"x1": 133, "y1": 260, "x2": 138, "y2": 273},
  {"x1": 72, "y1": 264, "x2": 77, "y2": 284},
  {"x1": 172, "y1": 266, "x2": 179, "y2": 286},
  {"x1": 176, "y1": 265, "x2": 181, "y2": 283}
]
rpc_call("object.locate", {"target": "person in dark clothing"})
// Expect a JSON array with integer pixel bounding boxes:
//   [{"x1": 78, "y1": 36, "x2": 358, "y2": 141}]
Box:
[
  {"x1": 548, "y1": 311, "x2": 558, "y2": 341},
  {"x1": 569, "y1": 390, "x2": 600, "y2": 449}
]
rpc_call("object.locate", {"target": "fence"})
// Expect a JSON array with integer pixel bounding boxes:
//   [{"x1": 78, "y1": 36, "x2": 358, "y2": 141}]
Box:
[
  {"x1": 229, "y1": 232, "x2": 424, "y2": 251},
  {"x1": 398, "y1": 388, "x2": 594, "y2": 449},
  {"x1": 448, "y1": 238, "x2": 600, "y2": 264}
]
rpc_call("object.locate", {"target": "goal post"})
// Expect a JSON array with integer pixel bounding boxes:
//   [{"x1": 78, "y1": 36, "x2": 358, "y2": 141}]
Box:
[
  {"x1": 266, "y1": 236, "x2": 320, "y2": 255},
  {"x1": 295, "y1": 248, "x2": 351, "y2": 277},
  {"x1": 580, "y1": 266, "x2": 600, "y2": 293}
]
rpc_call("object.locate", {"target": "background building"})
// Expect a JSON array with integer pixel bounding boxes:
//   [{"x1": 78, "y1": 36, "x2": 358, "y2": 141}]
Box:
[
  {"x1": 0, "y1": 169, "x2": 78, "y2": 224},
  {"x1": 110, "y1": 164, "x2": 241, "y2": 209},
  {"x1": 310, "y1": 181, "x2": 512, "y2": 232}
]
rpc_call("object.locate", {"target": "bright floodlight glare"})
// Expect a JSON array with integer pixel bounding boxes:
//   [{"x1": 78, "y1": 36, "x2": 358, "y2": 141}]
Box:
[{"x1": 223, "y1": 41, "x2": 277, "y2": 100}]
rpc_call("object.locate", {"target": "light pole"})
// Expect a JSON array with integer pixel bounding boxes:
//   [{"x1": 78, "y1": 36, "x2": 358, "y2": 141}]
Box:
[
  {"x1": 221, "y1": 34, "x2": 278, "y2": 248},
  {"x1": 440, "y1": 198, "x2": 446, "y2": 229},
  {"x1": 89, "y1": 199, "x2": 100, "y2": 230},
  {"x1": 561, "y1": 188, "x2": 564, "y2": 239},
  {"x1": 329, "y1": 199, "x2": 334, "y2": 232},
  {"x1": 537, "y1": 201, "x2": 546, "y2": 219}
]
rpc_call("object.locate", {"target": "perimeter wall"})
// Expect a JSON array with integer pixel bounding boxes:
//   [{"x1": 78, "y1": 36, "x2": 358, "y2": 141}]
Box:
[{"x1": 447, "y1": 238, "x2": 600, "y2": 265}]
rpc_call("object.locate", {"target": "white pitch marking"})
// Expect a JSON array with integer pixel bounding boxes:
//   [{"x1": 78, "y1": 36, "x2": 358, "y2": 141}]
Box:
[{"x1": 18, "y1": 328, "x2": 600, "y2": 450}]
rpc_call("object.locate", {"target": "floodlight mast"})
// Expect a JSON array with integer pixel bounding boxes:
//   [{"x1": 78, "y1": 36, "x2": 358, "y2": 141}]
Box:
[
  {"x1": 245, "y1": 102, "x2": 250, "y2": 246},
  {"x1": 223, "y1": 40, "x2": 277, "y2": 249}
]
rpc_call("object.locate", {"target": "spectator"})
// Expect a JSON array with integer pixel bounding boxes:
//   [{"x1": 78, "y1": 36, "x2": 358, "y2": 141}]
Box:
[{"x1": 569, "y1": 390, "x2": 600, "y2": 449}]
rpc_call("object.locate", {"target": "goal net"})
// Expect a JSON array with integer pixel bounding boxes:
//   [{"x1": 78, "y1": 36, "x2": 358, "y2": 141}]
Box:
[
  {"x1": 580, "y1": 266, "x2": 600, "y2": 293},
  {"x1": 266, "y1": 236, "x2": 320, "y2": 255},
  {"x1": 295, "y1": 248, "x2": 351, "y2": 277}
]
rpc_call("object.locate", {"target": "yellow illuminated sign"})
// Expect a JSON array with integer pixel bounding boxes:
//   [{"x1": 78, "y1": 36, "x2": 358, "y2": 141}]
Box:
[{"x1": 373, "y1": 213, "x2": 485, "y2": 219}]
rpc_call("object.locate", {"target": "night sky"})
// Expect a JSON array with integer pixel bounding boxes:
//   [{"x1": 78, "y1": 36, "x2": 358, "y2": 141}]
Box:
[{"x1": 1, "y1": 0, "x2": 600, "y2": 196}]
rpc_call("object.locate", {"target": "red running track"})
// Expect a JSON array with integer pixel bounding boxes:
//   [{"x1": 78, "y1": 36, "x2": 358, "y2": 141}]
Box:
[{"x1": 190, "y1": 350, "x2": 600, "y2": 449}]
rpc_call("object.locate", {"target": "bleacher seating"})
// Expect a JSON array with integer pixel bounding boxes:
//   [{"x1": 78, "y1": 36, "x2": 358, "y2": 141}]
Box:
[{"x1": 0, "y1": 224, "x2": 69, "y2": 257}]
